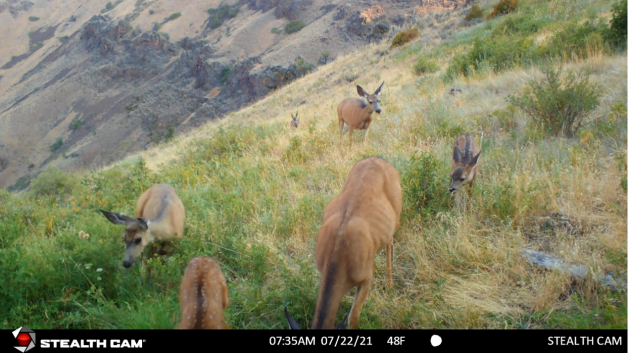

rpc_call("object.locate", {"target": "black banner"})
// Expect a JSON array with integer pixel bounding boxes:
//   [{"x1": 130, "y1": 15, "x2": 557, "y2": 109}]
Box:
[{"x1": 4, "y1": 329, "x2": 627, "y2": 353}]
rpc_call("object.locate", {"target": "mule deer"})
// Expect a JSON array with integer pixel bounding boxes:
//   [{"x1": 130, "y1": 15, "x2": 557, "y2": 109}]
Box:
[
  {"x1": 449, "y1": 134, "x2": 481, "y2": 207},
  {"x1": 100, "y1": 184, "x2": 185, "y2": 268},
  {"x1": 291, "y1": 112, "x2": 299, "y2": 128},
  {"x1": 337, "y1": 82, "x2": 384, "y2": 146},
  {"x1": 178, "y1": 257, "x2": 229, "y2": 329},
  {"x1": 285, "y1": 157, "x2": 402, "y2": 329}
]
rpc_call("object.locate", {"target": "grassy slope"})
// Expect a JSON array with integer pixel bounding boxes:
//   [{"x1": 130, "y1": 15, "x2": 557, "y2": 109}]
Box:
[{"x1": 0, "y1": 0, "x2": 626, "y2": 329}]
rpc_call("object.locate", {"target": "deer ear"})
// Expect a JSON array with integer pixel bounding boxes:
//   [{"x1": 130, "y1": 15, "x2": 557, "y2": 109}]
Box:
[
  {"x1": 374, "y1": 81, "x2": 384, "y2": 95},
  {"x1": 100, "y1": 210, "x2": 132, "y2": 225},
  {"x1": 136, "y1": 217, "x2": 149, "y2": 230},
  {"x1": 470, "y1": 151, "x2": 481, "y2": 166},
  {"x1": 357, "y1": 85, "x2": 367, "y2": 97},
  {"x1": 453, "y1": 146, "x2": 462, "y2": 163}
]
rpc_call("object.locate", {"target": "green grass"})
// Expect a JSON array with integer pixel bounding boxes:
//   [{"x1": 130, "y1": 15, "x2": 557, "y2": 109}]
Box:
[{"x1": 0, "y1": 0, "x2": 626, "y2": 330}]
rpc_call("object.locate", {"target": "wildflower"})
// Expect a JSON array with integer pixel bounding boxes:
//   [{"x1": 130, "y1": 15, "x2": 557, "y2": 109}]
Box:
[
  {"x1": 96, "y1": 268, "x2": 103, "y2": 272},
  {"x1": 79, "y1": 231, "x2": 90, "y2": 239}
]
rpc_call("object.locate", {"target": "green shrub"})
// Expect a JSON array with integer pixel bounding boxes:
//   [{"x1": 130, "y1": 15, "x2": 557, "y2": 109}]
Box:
[
  {"x1": 220, "y1": 65, "x2": 232, "y2": 84},
  {"x1": 106, "y1": 2, "x2": 114, "y2": 11},
  {"x1": 487, "y1": 0, "x2": 520, "y2": 19},
  {"x1": 50, "y1": 138, "x2": 63, "y2": 152},
  {"x1": 413, "y1": 55, "x2": 439, "y2": 76},
  {"x1": 608, "y1": 0, "x2": 627, "y2": 49},
  {"x1": 390, "y1": 28, "x2": 419, "y2": 48},
  {"x1": 165, "y1": 126, "x2": 175, "y2": 142},
  {"x1": 28, "y1": 16, "x2": 40, "y2": 22},
  {"x1": 506, "y1": 67, "x2": 602, "y2": 137},
  {"x1": 208, "y1": 4, "x2": 239, "y2": 29},
  {"x1": 30, "y1": 167, "x2": 79, "y2": 196},
  {"x1": 402, "y1": 151, "x2": 451, "y2": 219},
  {"x1": 58, "y1": 36, "x2": 69, "y2": 42},
  {"x1": 285, "y1": 20, "x2": 306, "y2": 34},
  {"x1": 169, "y1": 12, "x2": 181, "y2": 21},
  {"x1": 464, "y1": 4, "x2": 483, "y2": 22},
  {"x1": 491, "y1": 14, "x2": 543, "y2": 37},
  {"x1": 321, "y1": 50, "x2": 330, "y2": 64},
  {"x1": 70, "y1": 119, "x2": 84, "y2": 131},
  {"x1": 538, "y1": 21, "x2": 609, "y2": 60},
  {"x1": 271, "y1": 27, "x2": 282, "y2": 34}
]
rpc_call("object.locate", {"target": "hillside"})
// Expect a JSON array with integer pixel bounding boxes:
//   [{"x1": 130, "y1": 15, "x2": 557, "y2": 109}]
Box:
[
  {"x1": 0, "y1": 0, "x2": 467, "y2": 190},
  {"x1": 0, "y1": 0, "x2": 627, "y2": 329}
]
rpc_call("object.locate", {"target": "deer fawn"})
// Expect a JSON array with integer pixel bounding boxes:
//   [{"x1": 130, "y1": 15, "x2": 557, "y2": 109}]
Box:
[
  {"x1": 291, "y1": 112, "x2": 299, "y2": 128},
  {"x1": 337, "y1": 82, "x2": 384, "y2": 146},
  {"x1": 449, "y1": 134, "x2": 481, "y2": 209},
  {"x1": 100, "y1": 184, "x2": 185, "y2": 268},
  {"x1": 178, "y1": 257, "x2": 229, "y2": 329},
  {"x1": 285, "y1": 157, "x2": 402, "y2": 329}
]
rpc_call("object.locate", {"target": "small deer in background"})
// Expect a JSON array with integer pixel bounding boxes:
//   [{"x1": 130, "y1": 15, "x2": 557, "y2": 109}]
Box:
[
  {"x1": 291, "y1": 112, "x2": 299, "y2": 128},
  {"x1": 284, "y1": 157, "x2": 402, "y2": 329},
  {"x1": 449, "y1": 133, "x2": 481, "y2": 211},
  {"x1": 178, "y1": 257, "x2": 229, "y2": 329},
  {"x1": 337, "y1": 82, "x2": 384, "y2": 146}
]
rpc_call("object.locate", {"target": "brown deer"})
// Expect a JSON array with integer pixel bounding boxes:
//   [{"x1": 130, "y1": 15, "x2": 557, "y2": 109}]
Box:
[
  {"x1": 337, "y1": 82, "x2": 384, "y2": 146},
  {"x1": 284, "y1": 157, "x2": 402, "y2": 329},
  {"x1": 449, "y1": 134, "x2": 481, "y2": 208},
  {"x1": 100, "y1": 184, "x2": 185, "y2": 268},
  {"x1": 291, "y1": 112, "x2": 299, "y2": 128},
  {"x1": 178, "y1": 257, "x2": 229, "y2": 329}
]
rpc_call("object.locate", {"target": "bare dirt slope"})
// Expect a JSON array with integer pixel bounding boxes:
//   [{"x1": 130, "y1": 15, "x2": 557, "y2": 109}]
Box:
[{"x1": 0, "y1": 0, "x2": 467, "y2": 189}]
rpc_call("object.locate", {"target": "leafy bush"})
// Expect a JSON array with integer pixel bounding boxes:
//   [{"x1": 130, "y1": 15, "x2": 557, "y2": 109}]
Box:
[
  {"x1": 169, "y1": 12, "x2": 181, "y2": 21},
  {"x1": 220, "y1": 65, "x2": 232, "y2": 84},
  {"x1": 390, "y1": 28, "x2": 419, "y2": 48},
  {"x1": 402, "y1": 151, "x2": 451, "y2": 219},
  {"x1": 491, "y1": 14, "x2": 543, "y2": 37},
  {"x1": 271, "y1": 27, "x2": 282, "y2": 34},
  {"x1": 607, "y1": 0, "x2": 627, "y2": 49},
  {"x1": 28, "y1": 16, "x2": 39, "y2": 22},
  {"x1": 321, "y1": 50, "x2": 331, "y2": 64},
  {"x1": 106, "y1": 2, "x2": 114, "y2": 11},
  {"x1": 30, "y1": 167, "x2": 79, "y2": 196},
  {"x1": 58, "y1": 36, "x2": 69, "y2": 42},
  {"x1": 506, "y1": 67, "x2": 602, "y2": 137},
  {"x1": 208, "y1": 4, "x2": 239, "y2": 29},
  {"x1": 70, "y1": 119, "x2": 84, "y2": 130},
  {"x1": 165, "y1": 126, "x2": 175, "y2": 142},
  {"x1": 413, "y1": 55, "x2": 439, "y2": 76},
  {"x1": 50, "y1": 138, "x2": 63, "y2": 152},
  {"x1": 285, "y1": 20, "x2": 306, "y2": 34},
  {"x1": 487, "y1": 0, "x2": 520, "y2": 19},
  {"x1": 464, "y1": 4, "x2": 483, "y2": 22}
]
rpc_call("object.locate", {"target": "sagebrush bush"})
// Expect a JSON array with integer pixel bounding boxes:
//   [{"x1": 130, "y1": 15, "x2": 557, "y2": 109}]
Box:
[
  {"x1": 538, "y1": 21, "x2": 609, "y2": 60},
  {"x1": 464, "y1": 4, "x2": 483, "y2": 22},
  {"x1": 487, "y1": 0, "x2": 520, "y2": 19},
  {"x1": 413, "y1": 55, "x2": 439, "y2": 76},
  {"x1": 285, "y1": 20, "x2": 305, "y2": 34},
  {"x1": 30, "y1": 167, "x2": 81, "y2": 196},
  {"x1": 506, "y1": 67, "x2": 602, "y2": 137},
  {"x1": 169, "y1": 12, "x2": 181, "y2": 21},
  {"x1": 390, "y1": 28, "x2": 419, "y2": 49}
]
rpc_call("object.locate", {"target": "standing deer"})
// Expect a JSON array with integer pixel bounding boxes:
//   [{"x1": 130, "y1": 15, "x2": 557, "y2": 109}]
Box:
[
  {"x1": 99, "y1": 184, "x2": 185, "y2": 268},
  {"x1": 284, "y1": 157, "x2": 402, "y2": 329},
  {"x1": 337, "y1": 82, "x2": 384, "y2": 146},
  {"x1": 178, "y1": 257, "x2": 229, "y2": 329},
  {"x1": 291, "y1": 112, "x2": 299, "y2": 129},
  {"x1": 449, "y1": 133, "x2": 481, "y2": 210}
]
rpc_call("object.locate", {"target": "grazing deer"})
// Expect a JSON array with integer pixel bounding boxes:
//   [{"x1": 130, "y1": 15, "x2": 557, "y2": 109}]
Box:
[
  {"x1": 100, "y1": 184, "x2": 185, "y2": 268},
  {"x1": 178, "y1": 257, "x2": 229, "y2": 329},
  {"x1": 291, "y1": 112, "x2": 299, "y2": 128},
  {"x1": 449, "y1": 133, "x2": 481, "y2": 209},
  {"x1": 285, "y1": 157, "x2": 402, "y2": 329},
  {"x1": 337, "y1": 82, "x2": 384, "y2": 146}
]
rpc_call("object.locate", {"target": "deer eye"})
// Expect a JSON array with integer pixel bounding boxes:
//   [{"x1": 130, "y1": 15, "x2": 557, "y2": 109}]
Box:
[
  {"x1": 459, "y1": 178, "x2": 465, "y2": 181},
  {"x1": 134, "y1": 237, "x2": 142, "y2": 244}
]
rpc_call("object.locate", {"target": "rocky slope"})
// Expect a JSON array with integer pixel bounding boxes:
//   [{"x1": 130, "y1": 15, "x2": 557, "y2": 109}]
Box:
[{"x1": 0, "y1": 0, "x2": 469, "y2": 190}]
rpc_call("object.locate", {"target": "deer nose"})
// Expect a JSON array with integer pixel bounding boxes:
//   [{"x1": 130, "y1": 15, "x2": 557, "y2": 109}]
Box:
[
  {"x1": 449, "y1": 187, "x2": 456, "y2": 193},
  {"x1": 376, "y1": 109, "x2": 381, "y2": 114},
  {"x1": 123, "y1": 261, "x2": 132, "y2": 268}
]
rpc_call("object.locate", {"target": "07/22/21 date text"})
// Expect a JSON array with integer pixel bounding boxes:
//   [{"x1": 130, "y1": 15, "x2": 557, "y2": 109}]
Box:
[{"x1": 269, "y1": 336, "x2": 373, "y2": 347}]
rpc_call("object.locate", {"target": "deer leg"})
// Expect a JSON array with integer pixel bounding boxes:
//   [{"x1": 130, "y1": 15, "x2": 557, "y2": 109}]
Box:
[
  {"x1": 364, "y1": 124, "x2": 371, "y2": 144},
  {"x1": 386, "y1": 239, "x2": 394, "y2": 288},
  {"x1": 349, "y1": 127, "x2": 354, "y2": 147},
  {"x1": 339, "y1": 121, "x2": 345, "y2": 140},
  {"x1": 349, "y1": 277, "x2": 372, "y2": 329}
]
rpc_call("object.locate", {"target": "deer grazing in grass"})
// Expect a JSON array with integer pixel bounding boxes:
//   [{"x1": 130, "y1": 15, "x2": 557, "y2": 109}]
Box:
[
  {"x1": 100, "y1": 184, "x2": 185, "y2": 268},
  {"x1": 449, "y1": 133, "x2": 481, "y2": 210},
  {"x1": 284, "y1": 157, "x2": 402, "y2": 329},
  {"x1": 291, "y1": 112, "x2": 299, "y2": 129},
  {"x1": 178, "y1": 257, "x2": 229, "y2": 329},
  {"x1": 337, "y1": 82, "x2": 384, "y2": 146}
]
